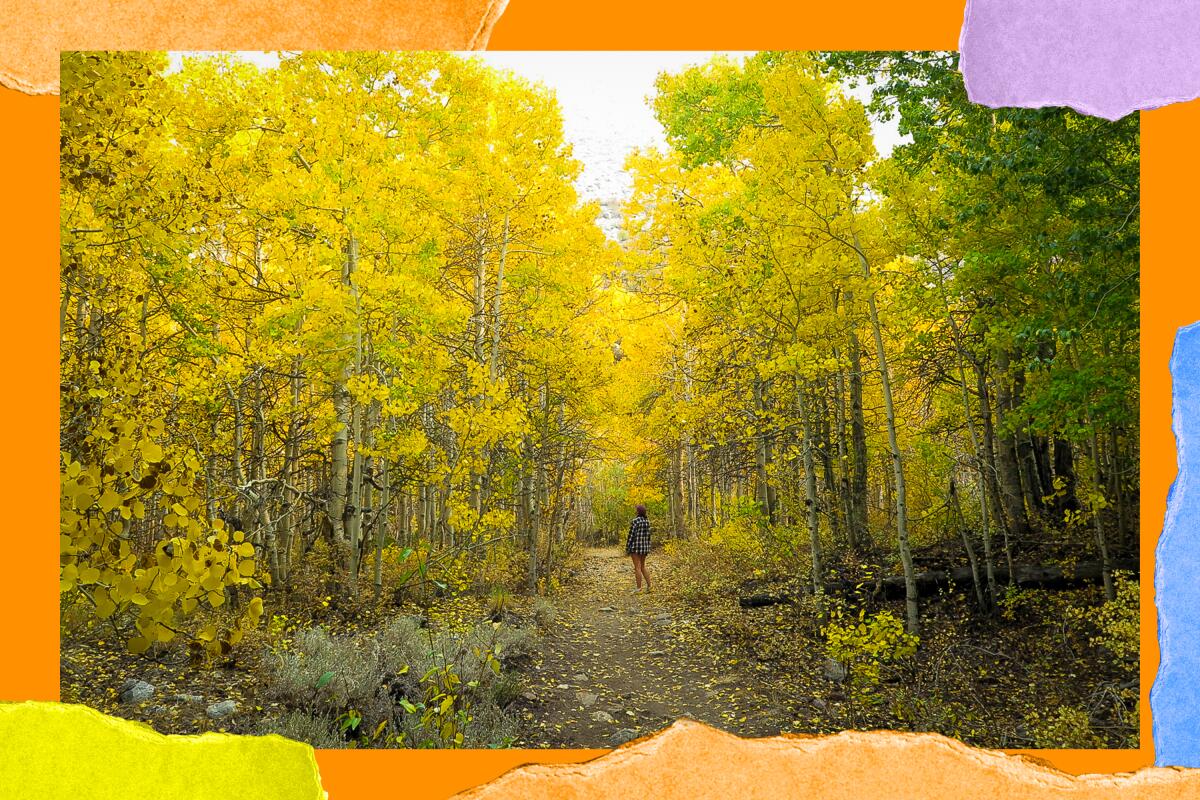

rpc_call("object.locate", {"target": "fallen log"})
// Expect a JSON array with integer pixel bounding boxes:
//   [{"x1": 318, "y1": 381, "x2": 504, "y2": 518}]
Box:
[
  {"x1": 738, "y1": 559, "x2": 1138, "y2": 607},
  {"x1": 739, "y1": 593, "x2": 795, "y2": 608}
]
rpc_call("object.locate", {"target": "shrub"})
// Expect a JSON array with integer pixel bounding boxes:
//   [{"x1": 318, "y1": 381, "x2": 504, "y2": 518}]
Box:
[
  {"x1": 1085, "y1": 572, "x2": 1139, "y2": 660},
  {"x1": 267, "y1": 626, "x2": 388, "y2": 717},
  {"x1": 661, "y1": 539, "x2": 729, "y2": 602},
  {"x1": 258, "y1": 710, "x2": 342, "y2": 749},
  {"x1": 476, "y1": 542, "x2": 528, "y2": 593},
  {"x1": 823, "y1": 607, "x2": 918, "y2": 703},
  {"x1": 705, "y1": 519, "x2": 765, "y2": 563},
  {"x1": 263, "y1": 616, "x2": 530, "y2": 748},
  {"x1": 530, "y1": 598, "x2": 557, "y2": 631},
  {"x1": 1026, "y1": 705, "x2": 1104, "y2": 748},
  {"x1": 488, "y1": 586, "x2": 513, "y2": 620}
]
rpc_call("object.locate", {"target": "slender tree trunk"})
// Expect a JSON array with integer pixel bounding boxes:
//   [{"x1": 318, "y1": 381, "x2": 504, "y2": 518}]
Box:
[
  {"x1": 374, "y1": 445, "x2": 390, "y2": 601},
  {"x1": 754, "y1": 378, "x2": 778, "y2": 525},
  {"x1": 227, "y1": 382, "x2": 246, "y2": 524},
  {"x1": 832, "y1": 354, "x2": 856, "y2": 551},
  {"x1": 1052, "y1": 437, "x2": 1080, "y2": 515},
  {"x1": 280, "y1": 336, "x2": 304, "y2": 586},
  {"x1": 527, "y1": 434, "x2": 541, "y2": 593},
  {"x1": 490, "y1": 214, "x2": 509, "y2": 381},
  {"x1": 847, "y1": 329, "x2": 870, "y2": 548},
  {"x1": 798, "y1": 384, "x2": 823, "y2": 594},
  {"x1": 1032, "y1": 434, "x2": 1055, "y2": 501},
  {"x1": 525, "y1": 382, "x2": 542, "y2": 591},
  {"x1": 345, "y1": 243, "x2": 366, "y2": 592},
  {"x1": 976, "y1": 364, "x2": 1015, "y2": 577},
  {"x1": 1088, "y1": 425, "x2": 1116, "y2": 601},
  {"x1": 854, "y1": 235, "x2": 919, "y2": 636},
  {"x1": 251, "y1": 374, "x2": 280, "y2": 584},
  {"x1": 993, "y1": 349, "x2": 1031, "y2": 539},
  {"x1": 949, "y1": 478, "x2": 987, "y2": 611},
  {"x1": 1012, "y1": 369, "x2": 1044, "y2": 514},
  {"x1": 330, "y1": 236, "x2": 357, "y2": 552},
  {"x1": 934, "y1": 264, "x2": 997, "y2": 609},
  {"x1": 346, "y1": 401, "x2": 364, "y2": 588},
  {"x1": 1109, "y1": 426, "x2": 1129, "y2": 551}
]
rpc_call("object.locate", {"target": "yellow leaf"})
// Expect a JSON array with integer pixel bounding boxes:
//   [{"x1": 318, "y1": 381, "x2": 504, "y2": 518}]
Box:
[
  {"x1": 98, "y1": 490, "x2": 122, "y2": 514},
  {"x1": 118, "y1": 572, "x2": 138, "y2": 595},
  {"x1": 140, "y1": 440, "x2": 164, "y2": 463},
  {"x1": 200, "y1": 568, "x2": 224, "y2": 592}
]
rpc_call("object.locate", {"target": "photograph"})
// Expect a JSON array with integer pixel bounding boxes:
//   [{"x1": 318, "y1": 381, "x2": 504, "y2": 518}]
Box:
[{"x1": 59, "y1": 49, "x2": 1140, "y2": 750}]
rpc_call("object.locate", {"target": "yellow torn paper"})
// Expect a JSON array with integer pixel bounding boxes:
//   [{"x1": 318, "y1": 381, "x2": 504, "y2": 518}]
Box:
[{"x1": 0, "y1": 702, "x2": 324, "y2": 800}]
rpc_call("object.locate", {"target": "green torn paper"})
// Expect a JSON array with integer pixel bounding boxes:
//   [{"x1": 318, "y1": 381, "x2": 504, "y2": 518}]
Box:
[{"x1": 0, "y1": 702, "x2": 325, "y2": 799}]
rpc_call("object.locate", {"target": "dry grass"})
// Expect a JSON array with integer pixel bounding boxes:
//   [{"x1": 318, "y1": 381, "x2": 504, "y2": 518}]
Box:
[{"x1": 259, "y1": 616, "x2": 534, "y2": 748}]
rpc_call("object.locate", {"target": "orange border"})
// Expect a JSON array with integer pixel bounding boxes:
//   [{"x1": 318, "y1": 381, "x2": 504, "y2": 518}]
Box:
[{"x1": 2, "y1": 0, "x2": 1185, "y2": 794}]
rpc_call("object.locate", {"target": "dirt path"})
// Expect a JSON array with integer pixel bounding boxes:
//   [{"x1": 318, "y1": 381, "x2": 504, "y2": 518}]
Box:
[{"x1": 513, "y1": 547, "x2": 800, "y2": 747}]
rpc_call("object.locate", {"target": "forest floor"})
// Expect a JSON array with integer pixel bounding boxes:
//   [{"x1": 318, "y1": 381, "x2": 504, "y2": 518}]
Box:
[
  {"x1": 60, "y1": 543, "x2": 1139, "y2": 749},
  {"x1": 59, "y1": 545, "x2": 826, "y2": 745},
  {"x1": 510, "y1": 543, "x2": 1140, "y2": 749},
  {"x1": 512, "y1": 547, "x2": 807, "y2": 747}
]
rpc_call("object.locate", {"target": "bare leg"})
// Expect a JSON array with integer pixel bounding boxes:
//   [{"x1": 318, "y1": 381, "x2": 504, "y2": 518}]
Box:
[
  {"x1": 630, "y1": 555, "x2": 643, "y2": 589},
  {"x1": 635, "y1": 554, "x2": 650, "y2": 591}
]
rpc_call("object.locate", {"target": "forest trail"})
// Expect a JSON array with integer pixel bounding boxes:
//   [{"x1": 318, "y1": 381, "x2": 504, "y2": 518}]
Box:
[
  {"x1": 58, "y1": 53, "x2": 1140, "y2": 751},
  {"x1": 514, "y1": 547, "x2": 800, "y2": 747}
]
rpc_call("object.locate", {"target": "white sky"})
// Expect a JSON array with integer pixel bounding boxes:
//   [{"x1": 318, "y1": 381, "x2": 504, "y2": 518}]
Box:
[
  {"x1": 169, "y1": 51, "x2": 906, "y2": 217},
  {"x1": 472, "y1": 51, "x2": 753, "y2": 203},
  {"x1": 471, "y1": 52, "x2": 905, "y2": 206}
]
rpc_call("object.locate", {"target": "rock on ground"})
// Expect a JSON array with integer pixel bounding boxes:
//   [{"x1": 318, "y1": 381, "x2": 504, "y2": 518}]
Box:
[
  {"x1": 824, "y1": 657, "x2": 848, "y2": 683},
  {"x1": 609, "y1": 728, "x2": 639, "y2": 746},
  {"x1": 206, "y1": 700, "x2": 238, "y2": 719},
  {"x1": 119, "y1": 679, "x2": 155, "y2": 704}
]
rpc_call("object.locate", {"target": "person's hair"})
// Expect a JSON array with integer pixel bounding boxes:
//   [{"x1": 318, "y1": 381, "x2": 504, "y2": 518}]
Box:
[{"x1": 635, "y1": 504, "x2": 647, "y2": 518}]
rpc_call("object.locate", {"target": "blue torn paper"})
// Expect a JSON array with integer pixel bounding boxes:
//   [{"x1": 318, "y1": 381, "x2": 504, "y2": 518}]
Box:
[{"x1": 1153, "y1": 321, "x2": 1200, "y2": 767}]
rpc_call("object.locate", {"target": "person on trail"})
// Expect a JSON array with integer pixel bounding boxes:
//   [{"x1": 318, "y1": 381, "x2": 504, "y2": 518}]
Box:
[{"x1": 626, "y1": 504, "x2": 652, "y2": 593}]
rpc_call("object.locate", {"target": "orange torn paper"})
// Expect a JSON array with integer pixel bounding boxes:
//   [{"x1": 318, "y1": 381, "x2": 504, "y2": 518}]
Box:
[
  {"x1": 454, "y1": 719, "x2": 1200, "y2": 799},
  {"x1": 0, "y1": 0, "x2": 508, "y2": 94}
]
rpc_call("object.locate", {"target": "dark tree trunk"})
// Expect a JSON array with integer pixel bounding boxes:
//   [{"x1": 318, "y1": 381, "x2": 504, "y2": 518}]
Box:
[
  {"x1": 992, "y1": 351, "x2": 1031, "y2": 541},
  {"x1": 1032, "y1": 434, "x2": 1055, "y2": 501},
  {"x1": 976, "y1": 363, "x2": 1015, "y2": 576},
  {"x1": 1012, "y1": 369, "x2": 1044, "y2": 513},
  {"x1": 1052, "y1": 437, "x2": 1081, "y2": 514},
  {"x1": 848, "y1": 332, "x2": 870, "y2": 547}
]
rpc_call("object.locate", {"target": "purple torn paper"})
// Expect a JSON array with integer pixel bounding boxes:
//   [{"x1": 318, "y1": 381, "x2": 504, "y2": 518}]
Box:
[{"x1": 959, "y1": 0, "x2": 1200, "y2": 121}]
